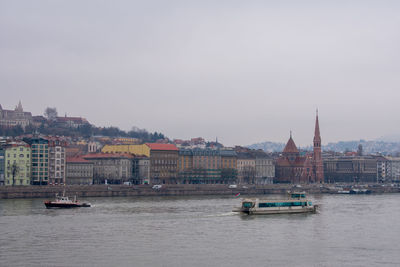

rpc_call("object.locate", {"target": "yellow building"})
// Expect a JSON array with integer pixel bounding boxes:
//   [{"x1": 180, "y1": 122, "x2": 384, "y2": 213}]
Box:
[
  {"x1": 102, "y1": 144, "x2": 150, "y2": 157},
  {"x1": 178, "y1": 149, "x2": 193, "y2": 171},
  {"x1": 4, "y1": 142, "x2": 31, "y2": 186},
  {"x1": 76, "y1": 140, "x2": 87, "y2": 145},
  {"x1": 220, "y1": 149, "x2": 237, "y2": 169},
  {"x1": 113, "y1": 137, "x2": 140, "y2": 145}
]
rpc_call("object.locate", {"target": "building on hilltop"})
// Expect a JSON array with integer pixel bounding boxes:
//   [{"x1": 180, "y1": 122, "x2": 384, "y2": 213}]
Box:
[
  {"x1": 275, "y1": 112, "x2": 324, "y2": 183},
  {"x1": 0, "y1": 101, "x2": 32, "y2": 129},
  {"x1": 55, "y1": 115, "x2": 89, "y2": 128}
]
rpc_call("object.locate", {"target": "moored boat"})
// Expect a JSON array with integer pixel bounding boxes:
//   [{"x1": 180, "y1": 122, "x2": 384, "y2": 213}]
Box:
[
  {"x1": 44, "y1": 193, "x2": 91, "y2": 209},
  {"x1": 233, "y1": 192, "x2": 318, "y2": 215}
]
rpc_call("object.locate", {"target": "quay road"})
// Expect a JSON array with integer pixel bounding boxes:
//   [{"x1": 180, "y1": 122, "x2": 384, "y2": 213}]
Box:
[{"x1": 0, "y1": 183, "x2": 399, "y2": 199}]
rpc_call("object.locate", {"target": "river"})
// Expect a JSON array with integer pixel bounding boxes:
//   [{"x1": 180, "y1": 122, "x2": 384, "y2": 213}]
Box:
[{"x1": 1, "y1": 194, "x2": 399, "y2": 266}]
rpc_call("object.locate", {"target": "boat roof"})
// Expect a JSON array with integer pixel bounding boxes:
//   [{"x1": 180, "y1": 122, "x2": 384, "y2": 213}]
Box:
[{"x1": 242, "y1": 198, "x2": 310, "y2": 203}]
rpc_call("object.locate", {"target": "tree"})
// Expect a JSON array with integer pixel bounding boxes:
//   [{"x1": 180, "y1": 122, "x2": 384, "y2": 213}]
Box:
[
  {"x1": 9, "y1": 162, "x2": 19, "y2": 186},
  {"x1": 44, "y1": 107, "x2": 58, "y2": 121}
]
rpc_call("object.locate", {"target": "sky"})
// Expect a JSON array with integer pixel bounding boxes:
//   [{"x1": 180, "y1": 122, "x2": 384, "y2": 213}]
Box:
[{"x1": 1, "y1": 0, "x2": 400, "y2": 147}]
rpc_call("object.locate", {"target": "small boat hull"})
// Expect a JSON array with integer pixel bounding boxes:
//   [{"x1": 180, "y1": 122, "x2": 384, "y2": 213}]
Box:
[
  {"x1": 239, "y1": 205, "x2": 318, "y2": 215},
  {"x1": 44, "y1": 201, "x2": 91, "y2": 209}
]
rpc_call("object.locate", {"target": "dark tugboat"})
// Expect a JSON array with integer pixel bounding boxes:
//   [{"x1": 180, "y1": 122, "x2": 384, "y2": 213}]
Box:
[{"x1": 44, "y1": 192, "x2": 91, "y2": 209}]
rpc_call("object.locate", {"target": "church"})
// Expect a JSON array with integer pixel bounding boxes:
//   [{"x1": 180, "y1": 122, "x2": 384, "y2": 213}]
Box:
[
  {"x1": 0, "y1": 101, "x2": 32, "y2": 129},
  {"x1": 275, "y1": 112, "x2": 324, "y2": 183}
]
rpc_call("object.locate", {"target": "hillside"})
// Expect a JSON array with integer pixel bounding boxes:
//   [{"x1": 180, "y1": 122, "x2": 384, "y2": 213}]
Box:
[{"x1": 249, "y1": 140, "x2": 400, "y2": 155}]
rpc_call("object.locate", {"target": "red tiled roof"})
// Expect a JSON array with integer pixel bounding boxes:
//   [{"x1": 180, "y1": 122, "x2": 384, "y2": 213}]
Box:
[
  {"x1": 83, "y1": 153, "x2": 134, "y2": 159},
  {"x1": 56, "y1": 117, "x2": 87, "y2": 122},
  {"x1": 67, "y1": 157, "x2": 91, "y2": 163},
  {"x1": 283, "y1": 136, "x2": 299, "y2": 153},
  {"x1": 145, "y1": 143, "x2": 178, "y2": 151},
  {"x1": 276, "y1": 156, "x2": 305, "y2": 167}
]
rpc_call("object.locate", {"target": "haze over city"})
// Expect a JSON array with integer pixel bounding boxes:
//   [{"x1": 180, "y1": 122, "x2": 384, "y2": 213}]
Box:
[{"x1": 1, "y1": 1, "x2": 400, "y2": 146}]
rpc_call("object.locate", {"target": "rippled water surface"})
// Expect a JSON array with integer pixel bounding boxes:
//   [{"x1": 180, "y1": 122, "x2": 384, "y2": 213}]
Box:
[{"x1": 1, "y1": 194, "x2": 400, "y2": 267}]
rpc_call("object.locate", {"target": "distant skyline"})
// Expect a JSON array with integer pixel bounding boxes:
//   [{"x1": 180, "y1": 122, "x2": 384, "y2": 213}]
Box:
[{"x1": 2, "y1": 1, "x2": 400, "y2": 147}]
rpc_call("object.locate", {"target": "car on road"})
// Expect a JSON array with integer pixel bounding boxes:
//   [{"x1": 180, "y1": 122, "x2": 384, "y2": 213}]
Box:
[
  {"x1": 228, "y1": 184, "x2": 237, "y2": 189},
  {"x1": 152, "y1": 185, "x2": 162, "y2": 189}
]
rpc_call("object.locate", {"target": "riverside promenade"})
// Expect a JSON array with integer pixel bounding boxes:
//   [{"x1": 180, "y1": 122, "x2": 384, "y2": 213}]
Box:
[{"x1": 1, "y1": 183, "x2": 399, "y2": 199}]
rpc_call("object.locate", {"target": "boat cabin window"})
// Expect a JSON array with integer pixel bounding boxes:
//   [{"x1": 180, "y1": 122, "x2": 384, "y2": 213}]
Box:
[
  {"x1": 291, "y1": 193, "x2": 305, "y2": 198},
  {"x1": 259, "y1": 202, "x2": 307, "y2": 208},
  {"x1": 242, "y1": 202, "x2": 253, "y2": 208}
]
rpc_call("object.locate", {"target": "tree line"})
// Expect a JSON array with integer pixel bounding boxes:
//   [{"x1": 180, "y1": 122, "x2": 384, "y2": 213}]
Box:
[{"x1": 0, "y1": 123, "x2": 165, "y2": 143}]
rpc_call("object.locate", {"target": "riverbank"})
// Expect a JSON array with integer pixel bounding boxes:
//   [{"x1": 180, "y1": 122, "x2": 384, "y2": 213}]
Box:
[{"x1": 1, "y1": 183, "x2": 399, "y2": 199}]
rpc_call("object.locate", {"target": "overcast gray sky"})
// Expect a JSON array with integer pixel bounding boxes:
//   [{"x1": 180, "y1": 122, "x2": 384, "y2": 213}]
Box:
[{"x1": 1, "y1": 0, "x2": 400, "y2": 146}]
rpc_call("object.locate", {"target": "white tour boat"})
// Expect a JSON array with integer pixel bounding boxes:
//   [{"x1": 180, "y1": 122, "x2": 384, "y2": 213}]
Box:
[{"x1": 234, "y1": 192, "x2": 318, "y2": 215}]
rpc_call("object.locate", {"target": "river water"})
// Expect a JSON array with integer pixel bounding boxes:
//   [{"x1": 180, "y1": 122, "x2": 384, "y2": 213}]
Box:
[{"x1": 1, "y1": 194, "x2": 400, "y2": 267}]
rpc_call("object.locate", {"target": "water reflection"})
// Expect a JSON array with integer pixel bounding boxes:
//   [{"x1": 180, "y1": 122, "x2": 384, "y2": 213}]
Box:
[{"x1": 1, "y1": 194, "x2": 400, "y2": 267}]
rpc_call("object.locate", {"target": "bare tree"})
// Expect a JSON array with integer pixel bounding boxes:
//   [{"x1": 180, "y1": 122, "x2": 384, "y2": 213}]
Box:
[
  {"x1": 44, "y1": 107, "x2": 58, "y2": 121},
  {"x1": 9, "y1": 162, "x2": 19, "y2": 186}
]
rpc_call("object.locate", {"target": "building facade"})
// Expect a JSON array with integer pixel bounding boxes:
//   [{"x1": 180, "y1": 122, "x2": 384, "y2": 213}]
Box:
[
  {"x1": 101, "y1": 144, "x2": 150, "y2": 157},
  {"x1": 255, "y1": 156, "x2": 275, "y2": 184},
  {"x1": 324, "y1": 156, "x2": 377, "y2": 183},
  {"x1": 178, "y1": 148, "x2": 223, "y2": 184},
  {"x1": 23, "y1": 137, "x2": 49, "y2": 185},
  {"x1": 275, "y1": 112, "x2": 323, "y2": 183},
  {"x1": 375, "y1": 156, "x2": 400, "y2": 183},
  {"x1": 146, "y1": 143, "x2": 179, "y2": 184},
  {"x1": 131, "y1": 157, "x2": 150, "y2": 184},
  {"x1": 4, "y1": 142, "x2": 31, "y2": 186},
  {"x1": 83, "y1": 153, "x2": 134, "y2": 184},
  {"x1": 66, "y1": 157, "x2": 94, "y2": 185},
  {"x1": 137, "y1": 157, "x2": 150, "y2": 184},
  {"x1": 237, "y1": 153, "x2": 256, "y2": 184},
  {"x1": 387, "y1": 157, "x2": 400, "y2": 182},
  {"x1": 48, "y1": 137, "x2": 67, "y2": 185},
  {"x1": 0, "y1": 147, "x2": 5, "y2": 185}
]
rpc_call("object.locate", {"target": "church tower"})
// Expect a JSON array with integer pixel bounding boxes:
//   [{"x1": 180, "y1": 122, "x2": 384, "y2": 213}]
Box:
[{"x1": 313, "y1": 110, "x2": 324, "y2": 183}]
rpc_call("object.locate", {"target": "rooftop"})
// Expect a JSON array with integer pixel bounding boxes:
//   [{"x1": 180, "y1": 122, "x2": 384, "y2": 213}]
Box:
[{"x1": 145, "y1": 143, "x2": 178, "y2": 151}]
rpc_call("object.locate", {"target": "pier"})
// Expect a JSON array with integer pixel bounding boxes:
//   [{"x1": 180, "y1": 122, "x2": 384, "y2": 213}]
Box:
[{"x1": 0, "y1": 184, "x2": 399, "y2": 199}]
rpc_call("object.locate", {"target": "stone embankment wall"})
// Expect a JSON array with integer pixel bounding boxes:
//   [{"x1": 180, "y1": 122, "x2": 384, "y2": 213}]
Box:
[{"x1": 0, "y1": 184, "x2": 399, "y2": 199}]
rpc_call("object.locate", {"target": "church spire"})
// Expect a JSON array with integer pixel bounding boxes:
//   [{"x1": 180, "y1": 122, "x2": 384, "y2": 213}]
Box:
[
  {"x1": 312, "y1": 109, "x2": 323, "y2": 183},
  {"x1": 314, "y1": 109, "x2": 321, "y2": 142},
  {"x1": 15, "y1": 100, "x2": 23, "y2": 112}
]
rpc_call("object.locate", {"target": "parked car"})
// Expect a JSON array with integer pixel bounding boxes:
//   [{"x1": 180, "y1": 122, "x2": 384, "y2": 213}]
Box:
[
  {"x1": 152, "y1": 185, "x2": 162, "y2": 189},
  {"x1": 228, "y1": 184, "x2": 237, "y2": 189}
]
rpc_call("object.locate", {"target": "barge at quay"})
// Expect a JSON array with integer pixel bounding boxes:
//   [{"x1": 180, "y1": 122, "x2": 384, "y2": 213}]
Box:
[{"x1": 233, "y1": 192, "x2": 318, "y2": 215}]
